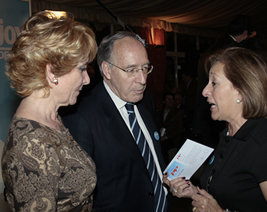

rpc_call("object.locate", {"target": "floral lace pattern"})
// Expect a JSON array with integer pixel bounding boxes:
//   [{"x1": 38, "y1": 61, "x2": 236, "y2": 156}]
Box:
[{"x1": 2, "y1": 117, "x2": 96, "y2": 212}]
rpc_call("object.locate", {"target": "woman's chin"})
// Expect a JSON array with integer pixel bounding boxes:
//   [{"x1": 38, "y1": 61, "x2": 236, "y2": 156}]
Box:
[
  {"x1": 211, "y1": 113, "x2": 219, "y2": 121},
  {"x1": 69, "y1": 100, "x2": 77, "y2": 106},
  {"x1": 67, "y1": 98, "x2": 78, "y2": 106}
]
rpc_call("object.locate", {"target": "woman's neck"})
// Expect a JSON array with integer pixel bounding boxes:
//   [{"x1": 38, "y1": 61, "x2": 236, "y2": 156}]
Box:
[
  {"x1": 15, "y1": 93, "x2": 62, "y2": 131},
  {"x1": 227, "y1": 117, "x2": 247, "y2": 136}
]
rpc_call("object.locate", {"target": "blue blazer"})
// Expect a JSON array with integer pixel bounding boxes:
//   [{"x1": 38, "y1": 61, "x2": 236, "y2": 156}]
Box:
[{"x1": 62, "y1": 82, "x2": 166, "y2": 212}]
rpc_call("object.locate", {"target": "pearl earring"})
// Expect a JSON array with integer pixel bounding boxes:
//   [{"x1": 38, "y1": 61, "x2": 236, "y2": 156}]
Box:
[
  {"x1": 53, "y1": 78, "x2": 58, "y2": 85},
  {"x1": 236, "y1": 99, "x2": 241, "y2": 103}
]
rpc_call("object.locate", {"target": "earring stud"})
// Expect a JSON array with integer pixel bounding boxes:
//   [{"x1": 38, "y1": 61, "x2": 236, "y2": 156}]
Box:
[
  {"x1": 236, "y1": 99, "x2": 241, "y2": 103},
  {"x1": 53, "y1": 78, "x2": 58, "y2": 85}
]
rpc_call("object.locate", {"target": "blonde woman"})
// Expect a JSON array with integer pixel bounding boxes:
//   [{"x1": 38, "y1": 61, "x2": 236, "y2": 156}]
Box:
[{"x1": 2, "y1": 11, "x2": 97, "y2": 211}]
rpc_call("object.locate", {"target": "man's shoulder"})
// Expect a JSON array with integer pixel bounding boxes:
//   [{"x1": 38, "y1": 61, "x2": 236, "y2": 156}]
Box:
[
  {"x1": 60, "y1": 82, "x2": 106, "y2": 118},
  {"x1": 79, "y1": 83, "x2": 106, "y2": 106},
  {"x1": 137, "y1": 90, "x2": 155, "y2": 110},
  {"x1": 209, "y1": 34, "x2": 238, "y2": 52}
]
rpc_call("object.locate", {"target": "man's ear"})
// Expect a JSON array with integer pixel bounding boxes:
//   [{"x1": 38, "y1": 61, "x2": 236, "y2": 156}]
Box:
[{"x1": 102, "y1": 61, "x2": 111, "y2": 80}]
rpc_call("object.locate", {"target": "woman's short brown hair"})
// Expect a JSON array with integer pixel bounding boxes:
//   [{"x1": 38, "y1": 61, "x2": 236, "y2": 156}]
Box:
[
  {"x1": 6, "y1": 11, "x2": 97, "y2": 97},
  {"x1": 206, "y1": 47, "x2": 267, "y2": 119}
]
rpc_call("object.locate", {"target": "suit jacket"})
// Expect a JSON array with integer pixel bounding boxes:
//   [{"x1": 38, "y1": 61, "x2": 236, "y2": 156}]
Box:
[
  {"x1": 158, "y1": 107, "x2": 184, "y2": 145},
  {"x1": 209, "y1": 34, "x2": 243, "y2": 53},
  {"x1": 62, "y1": 82, "x2": 166, "y2": 212}
]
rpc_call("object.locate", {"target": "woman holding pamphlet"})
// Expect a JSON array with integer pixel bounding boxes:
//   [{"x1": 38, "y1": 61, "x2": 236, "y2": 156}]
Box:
[{"x1": 163, "y1": 47, "x2": 267, "y2": 212}]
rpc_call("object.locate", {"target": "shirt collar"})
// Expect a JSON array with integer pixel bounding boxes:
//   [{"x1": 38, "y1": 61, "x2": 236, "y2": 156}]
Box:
[
  {"x1": 229, "y1": 34, "x2": 237, "y2": 42},
  {"x1": 103, "y1": 81, "x2": 126, "y2": 110}
]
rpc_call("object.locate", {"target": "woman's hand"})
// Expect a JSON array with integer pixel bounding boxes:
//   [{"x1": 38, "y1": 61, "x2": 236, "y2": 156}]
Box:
[
  {"x1": 191, "y1": 187, "x2": 224, "y2": 212},
  {"x1": 163, "y1": 174, "x2": 197, "y2": 198}
]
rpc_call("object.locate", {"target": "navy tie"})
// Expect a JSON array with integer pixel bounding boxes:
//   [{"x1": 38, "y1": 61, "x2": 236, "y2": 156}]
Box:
[{"x1": 125, "y1": 103, "x2": 167, "y2": 212}]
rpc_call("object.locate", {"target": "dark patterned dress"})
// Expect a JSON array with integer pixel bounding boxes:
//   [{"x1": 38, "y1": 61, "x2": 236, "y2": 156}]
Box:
[{"x1": 1, "y1": 117, "x2": 96, "y2": 212}]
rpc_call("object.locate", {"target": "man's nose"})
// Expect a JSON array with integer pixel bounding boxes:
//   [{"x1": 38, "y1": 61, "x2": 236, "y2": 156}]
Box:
[{"x1": 135, "y1": 70, "x2": 147, "y2": 84}]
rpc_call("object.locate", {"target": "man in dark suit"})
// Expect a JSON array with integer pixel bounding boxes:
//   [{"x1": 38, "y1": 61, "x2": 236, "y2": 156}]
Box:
[
  {"x1": 210, "y1": 15, "x2": 249, "y2": 52},
  {"x1": 62, "y1": 31, "x2": 168, "y2": 212}
]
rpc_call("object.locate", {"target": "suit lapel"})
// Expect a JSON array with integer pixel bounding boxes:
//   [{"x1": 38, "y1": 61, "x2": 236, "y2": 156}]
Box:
[{"x1": 98, "y1": 83, "x2": 148, "y2": 169}]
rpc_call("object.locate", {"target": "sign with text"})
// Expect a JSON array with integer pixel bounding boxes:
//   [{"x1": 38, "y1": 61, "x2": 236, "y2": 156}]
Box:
[{"x1": 0, "y1": 0, "x2": 29, "y2": 141}]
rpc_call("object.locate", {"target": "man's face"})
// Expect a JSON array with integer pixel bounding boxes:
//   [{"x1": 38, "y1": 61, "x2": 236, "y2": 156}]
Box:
[
  {"x1": 241, "y1": 30, "x2": 248, "y2": 41},
  {"x1": 104, "y1": 37, "x2": 150, "y2": 103},
  {"x1": 165, "y1": 94, "x2": 174, "y2": 108}
]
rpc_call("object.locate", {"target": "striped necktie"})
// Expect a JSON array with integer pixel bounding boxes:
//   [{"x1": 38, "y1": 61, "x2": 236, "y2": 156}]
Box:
[{"x1": 125, "y1": 103, "x2": 167, "y2": 212}]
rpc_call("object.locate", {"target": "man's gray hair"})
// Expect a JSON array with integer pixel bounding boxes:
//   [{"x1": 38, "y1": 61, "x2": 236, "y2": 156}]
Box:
[{"x1": 97, "y1": 31, "x2": 145, "y2": 76}]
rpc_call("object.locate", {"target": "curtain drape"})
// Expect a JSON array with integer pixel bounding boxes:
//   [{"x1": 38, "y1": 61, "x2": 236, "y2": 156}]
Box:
[{"x1": 31, "y1": 0, "x2": 267, "y2": 36}]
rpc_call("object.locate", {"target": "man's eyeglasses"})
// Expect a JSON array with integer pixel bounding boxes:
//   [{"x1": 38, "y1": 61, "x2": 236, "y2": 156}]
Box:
[{"x1": 106, "y1": 61, "x2": 153, "y2": 77}]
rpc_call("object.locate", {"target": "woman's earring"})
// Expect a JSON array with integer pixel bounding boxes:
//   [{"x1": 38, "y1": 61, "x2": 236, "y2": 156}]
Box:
[
  {"x1": 53, "y1": 78, "x2": 58, "y2": 85},
  {"x1": 236, "y1": 99, "x2": 241, "y2": 103}
]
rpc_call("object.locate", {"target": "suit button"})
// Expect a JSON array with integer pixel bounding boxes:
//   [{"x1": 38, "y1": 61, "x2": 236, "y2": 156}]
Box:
[{"x1": 148, "y1": 192, "x2": 154, "y2": 196}]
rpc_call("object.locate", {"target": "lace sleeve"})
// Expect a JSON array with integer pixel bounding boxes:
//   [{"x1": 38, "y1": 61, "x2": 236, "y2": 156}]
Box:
[{"x1": 2, "y1": 124, "x2": 61, "y2": 211}]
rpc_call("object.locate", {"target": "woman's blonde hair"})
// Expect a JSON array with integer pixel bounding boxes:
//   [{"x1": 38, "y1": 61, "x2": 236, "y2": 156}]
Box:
[{"x1": 6, "y1": 11, "x2": 97, "y2": 97}]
